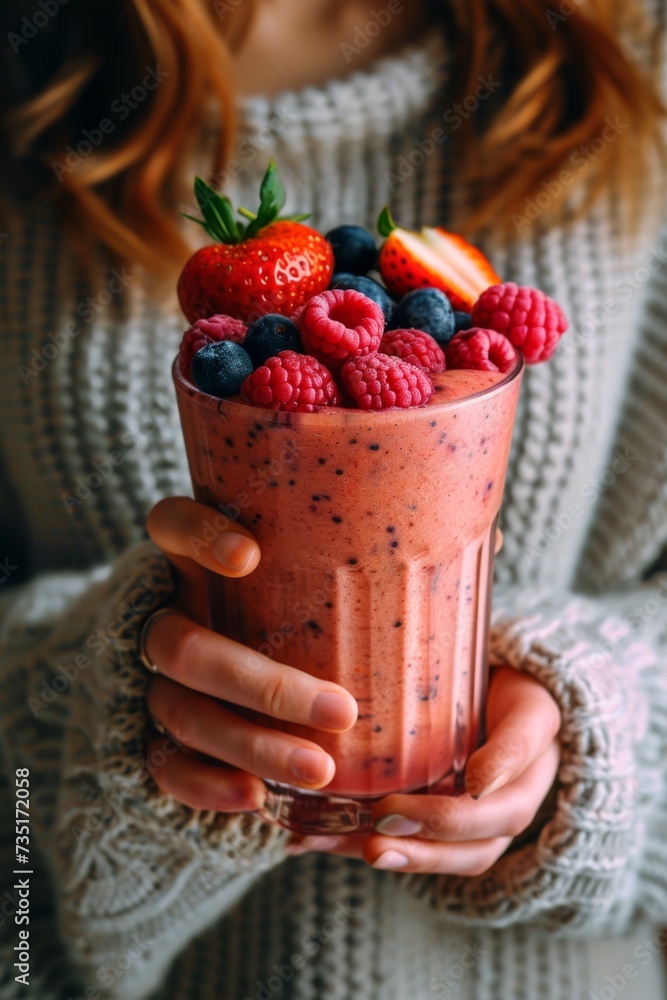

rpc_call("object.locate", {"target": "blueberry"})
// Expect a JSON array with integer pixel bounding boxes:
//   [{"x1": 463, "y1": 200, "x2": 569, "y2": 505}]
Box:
[
  {"x1": 191, "y1": 341, "x2": 253, "y2": 397},
  {"x1": 244, "y1": 314, "x2": 302, "y2": 367},
  {"x1": 390, "y1": 288, "x2": 455, "y2": 345},
  {"x1": 325, "y1": 225, "x2": 378, "y2": 275},
  {"x1": 454, "y1": 311, "x2": 472, "y2": 334},
  {"x1": 330, "y1": 273, "x2": 394, "y2": 323}
]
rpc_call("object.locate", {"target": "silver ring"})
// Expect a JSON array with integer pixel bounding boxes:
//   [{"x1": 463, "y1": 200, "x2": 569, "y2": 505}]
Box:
[{"x1": 138, "y1": 607, "x2": 180, "y2": 674}]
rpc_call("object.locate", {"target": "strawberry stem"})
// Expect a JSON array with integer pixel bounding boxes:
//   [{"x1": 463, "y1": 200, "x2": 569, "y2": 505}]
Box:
[{"x1": 182, "y1": 159, "x2": 310, "y2": 244}]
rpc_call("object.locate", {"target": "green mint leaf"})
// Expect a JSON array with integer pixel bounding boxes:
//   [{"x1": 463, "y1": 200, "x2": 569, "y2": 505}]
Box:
[
  {"x1": 377, "y1": 206, "x2": 397, "y2": 238},
  {"x1": 259, "y1": 159, "x2": 286, "y2": 216},
  {"x1": 193, "y1": 177, "x2": 240, "y2": 243}
]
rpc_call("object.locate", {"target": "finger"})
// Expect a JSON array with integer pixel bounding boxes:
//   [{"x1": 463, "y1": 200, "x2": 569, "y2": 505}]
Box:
[
  {"x1": 146, "y1": 737, "x2": 266, "y2": 812},
  {"x1": 147, "y1": 676, "x2": 335, "y2": 789},
  {"x1": 145, "y1": 611, "x2": 357, "y2": 731},
  {"x1": 147, "y1": 496, "x2": 260, "y2": 578},
  {"x1": 465, "y1": 666, "x2": 561, "y2": 799},
  {"x1": 287, "y1": 835, "x2": 368, "y2": 859},
  {"x1": 361, "y1": 835, "x2": 513, "y2": 875},
  {"x1": 372, "y1": 740, "x2": 559, "y2": 841},
  {"x1": 288, "y1": 834, "x2": 513, "y2": 876}
]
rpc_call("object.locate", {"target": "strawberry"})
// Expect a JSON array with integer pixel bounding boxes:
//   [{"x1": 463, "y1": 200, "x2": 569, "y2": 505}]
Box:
[
  {"x1": 377, "y1": 207, "x2": 501, "y2": 313},
  {"x1": 178, "y1": 161, "x2": 334, "y2": 324}
]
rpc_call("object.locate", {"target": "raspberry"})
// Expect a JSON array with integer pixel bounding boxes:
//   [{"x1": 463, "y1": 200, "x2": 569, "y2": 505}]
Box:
[
  {"x1": 340, "y1": 354, "x2": 433, "y2": 410},
  {"x1": 180, "y1": 314, "x2": 248, "y2": 374},
  {"x1": 444, "y1": 328, "x2": 518, "y2": 373},
  {"x1": 380, "y1": 328, "x2": 446, "y2": 373},
  {"x1": 299, "y1": 289, "x2": 384, "y2": 364},
  {"x1": 471, "y1": 282, "x2": 568, "y2": 364},
  {"x1": 240, "y1": 351, "x2": 341, "y2": 412}
]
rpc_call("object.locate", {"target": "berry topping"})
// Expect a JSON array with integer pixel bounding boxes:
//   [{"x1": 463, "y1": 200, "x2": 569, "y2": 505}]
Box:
[
  {"x1": 240, "y1": 351, "x2": 341, "y2": 412},
  {"x1": 380, "y1": 328, "x2": 446, "y2": 373},
  {"x1": 191, "y1": 341, "x2": 254, "y2": 396},
  {"x1": 177, "y1": 160, "x2": 333, "y2": 324},
  {"x1": 390, "y1": 287, "x2": 455, "y2": 344},
  {"x1": 444, "y1": 328, "x2": 518, "y2": 374},
  {"x1": 377, "y1": 207, "x2": 501, "y2": 312},
  {"x1": 325, "y1": 225, "x2": 378, "y2": 275},
  {"x1": 300, "y1": 289, "x2": 384, "y2": 364},
  {"x1": 329, "y1": 273, "x2": 395, "y2": 322},
  {"x1": 453, "y1": 311, "x2": 472, "y2": 334},
  {"x1": 180, "y1": 314, "x2": 248, "y2": 374},
  {"x1": 244, "y1": 314, "x2": 302, "y2": 367},
  {"x1": 471, "y1": 282, "x2": 568, "y2": 364},
  {"x1": 340, "y1": 353, "x2": 433, "y2": 410}
]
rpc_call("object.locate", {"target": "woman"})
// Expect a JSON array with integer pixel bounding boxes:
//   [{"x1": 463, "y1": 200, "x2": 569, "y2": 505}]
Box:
[{"x1": 1, "y1": 0, "x2": 666, "y2": 997}]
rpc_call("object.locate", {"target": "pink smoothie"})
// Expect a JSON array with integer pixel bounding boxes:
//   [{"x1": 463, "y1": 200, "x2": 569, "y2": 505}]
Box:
[{"x1": 173, "y1": 356, "x2": 523, "y2": 829}]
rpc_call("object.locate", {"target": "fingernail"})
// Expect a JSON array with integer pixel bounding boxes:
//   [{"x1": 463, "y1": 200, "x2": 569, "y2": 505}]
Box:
[
  {"x1": 373, "y1": 850, "x2": 410, "y2": 870},
  {"x1": 288, "y1": 748, "x2": 332, "y2": 784},
  {"x1": 311, "y1": 691, "x2": 354, "y2": 730},
  {"x1": 211, "y1": 532, "x2": 255, "y2": 572},
  {"x1": 373, "y1": 814, "x2": 422, "y2": 837},
  {"x1": 471, "y1": 770, "x2": 511, "y2": 801}
]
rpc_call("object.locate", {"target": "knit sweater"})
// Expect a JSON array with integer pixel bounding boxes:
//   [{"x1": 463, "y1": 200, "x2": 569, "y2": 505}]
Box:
[{"x1": 1, "y1": 22, "x2": 667, "y2": 1000}]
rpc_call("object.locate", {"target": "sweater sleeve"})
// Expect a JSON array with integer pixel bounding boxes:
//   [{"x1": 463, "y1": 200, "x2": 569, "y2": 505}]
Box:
[
  {"x1": 400, "y1": 579, "x2": 667, "y2": 937},
  {"x1": 0, "y1": 542, "x2": 289, "y2": 1000}
]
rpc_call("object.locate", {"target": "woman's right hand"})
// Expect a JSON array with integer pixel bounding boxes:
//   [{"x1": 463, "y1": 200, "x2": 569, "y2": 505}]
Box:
[{"x1": 143, "y1": 497, "x2": 358, "y2": 813}]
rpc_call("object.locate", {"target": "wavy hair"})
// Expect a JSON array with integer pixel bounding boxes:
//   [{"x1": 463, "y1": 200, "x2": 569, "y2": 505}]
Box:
[{"x1": 1, "y1": 0, "x2": 664, "y2": 274}]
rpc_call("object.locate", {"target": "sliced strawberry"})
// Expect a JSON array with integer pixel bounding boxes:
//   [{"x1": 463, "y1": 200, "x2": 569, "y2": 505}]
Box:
[{"x1": 377, "y1": 208, "x2": 501, "y2": 313}]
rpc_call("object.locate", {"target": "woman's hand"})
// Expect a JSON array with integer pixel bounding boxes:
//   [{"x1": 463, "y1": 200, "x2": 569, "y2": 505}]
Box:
[
  {"x1": 143, "y1": 496, "x2": 358, "y2": 813},
  {"x1": 291, "y1": 667, "x2": 561, "y2": 876}
]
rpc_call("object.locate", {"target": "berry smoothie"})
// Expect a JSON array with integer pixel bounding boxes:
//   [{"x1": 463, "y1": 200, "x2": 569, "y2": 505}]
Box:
[{"x1": 173, "y1": 356, "x2": 523, "y2": 833}]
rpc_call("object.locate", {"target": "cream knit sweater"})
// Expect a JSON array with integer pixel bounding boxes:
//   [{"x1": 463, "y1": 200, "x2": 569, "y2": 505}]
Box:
[{"x1": 1, "y1": 23, "x2": 667, "y2": 1000}]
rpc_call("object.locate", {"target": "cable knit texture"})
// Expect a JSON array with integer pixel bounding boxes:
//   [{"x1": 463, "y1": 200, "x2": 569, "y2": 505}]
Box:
[{"x1": 1, "y1": 23, "x2": 667, "y2": 1000}]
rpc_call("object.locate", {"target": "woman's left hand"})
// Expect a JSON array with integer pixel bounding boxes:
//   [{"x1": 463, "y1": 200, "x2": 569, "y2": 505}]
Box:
[{"x1": 289, "y1": 666, "x2": 561, "y2": 875}]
